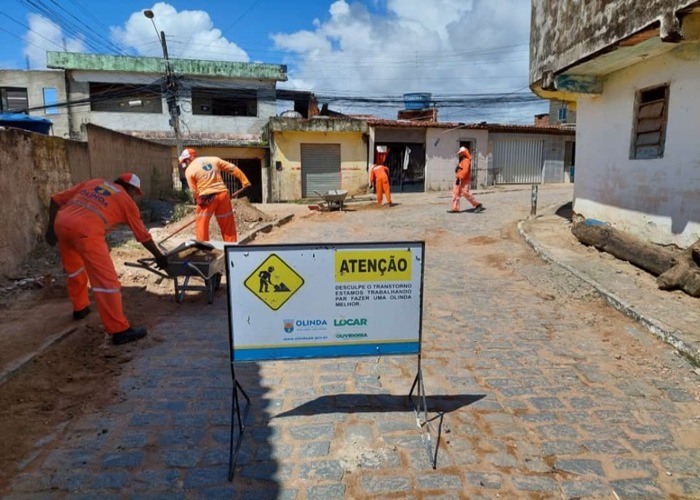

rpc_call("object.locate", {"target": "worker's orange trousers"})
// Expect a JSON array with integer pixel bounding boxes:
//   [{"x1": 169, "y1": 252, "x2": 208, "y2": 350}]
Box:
[
  {"x1": 452, "y1": 181, "x2": 480, "y2": 212},
  {"x1": 375, "y1": 179, "x2": 392, "y2": 205},
  {"x1": 196, "y1": 191, "x2": 237, "y2": 242},
  {"x1": 54, "y1": 216, "x2": 130, "y2": 334}
]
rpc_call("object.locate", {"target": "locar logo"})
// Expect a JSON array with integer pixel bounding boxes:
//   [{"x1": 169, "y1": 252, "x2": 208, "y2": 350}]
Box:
[
  {"x1": 94, "y1": 186, "x2": 112, "y2": 197},
  {"x1": 334, "y1": 318, "x2": 368, "y2": 327}
]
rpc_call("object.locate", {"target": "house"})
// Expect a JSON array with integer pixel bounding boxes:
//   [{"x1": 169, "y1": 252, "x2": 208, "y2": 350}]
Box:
[
  {"x1": 366, "y1": 118, "x2": 574, "y2": 191},
  {"x1": 0, "y1": 52, "x2": 290, "y2": 202},
  {"x1": 0, "y1": 70, "x2": 68, "y2": 136},
  {"x1": 267, "y1": 116, "x2": 369, "y2": 201},
  {"x1": 530, "y1": 0, "x2": 700, "y2": 247}
]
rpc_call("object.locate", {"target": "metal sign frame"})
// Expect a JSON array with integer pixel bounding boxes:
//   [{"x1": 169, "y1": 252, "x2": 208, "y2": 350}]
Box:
[{"x1": 224, "y1": 241, "x2": 439, "y2": 480}]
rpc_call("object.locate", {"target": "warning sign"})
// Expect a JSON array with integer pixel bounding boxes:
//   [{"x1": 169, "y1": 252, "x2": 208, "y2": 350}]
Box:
[
  {"x1": 334, "y1": 249, "x2": 412, "y2": 282},
  {"x1": 244, "y1": 254, "x2": 304, "y2": 310}
]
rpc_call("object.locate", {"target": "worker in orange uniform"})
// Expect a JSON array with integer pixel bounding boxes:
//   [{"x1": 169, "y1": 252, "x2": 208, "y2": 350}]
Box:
[
  {"x1": 44, "y1": 173, "x2": 168, "y2": 345},
  {"x1": 369, "y1": 145, "x2": 393, "y2": 206},
  {"x1": 178, "y1": 148, "x2": 251, "y2": 242},
  {"x1": 449, "y1": 146, "x2": 484, "y2": 213}
]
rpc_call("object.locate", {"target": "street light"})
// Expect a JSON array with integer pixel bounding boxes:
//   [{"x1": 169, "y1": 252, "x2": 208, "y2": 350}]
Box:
[{"x1": 143, "y1": 9, "x2": 186, "y2": 190}]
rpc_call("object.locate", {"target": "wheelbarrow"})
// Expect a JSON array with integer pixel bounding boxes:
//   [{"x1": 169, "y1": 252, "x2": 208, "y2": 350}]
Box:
[
  {"x1": 315, "y1": 189, "x2": 349, "y2": 211},
  {"x1": 125, "y1": 240, "x2": 225, "y2": 304}
]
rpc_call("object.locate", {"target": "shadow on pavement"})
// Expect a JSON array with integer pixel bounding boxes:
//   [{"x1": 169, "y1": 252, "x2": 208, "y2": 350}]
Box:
[{"x1": 273, "y1": 393, "x2": 486, "y2": 418}]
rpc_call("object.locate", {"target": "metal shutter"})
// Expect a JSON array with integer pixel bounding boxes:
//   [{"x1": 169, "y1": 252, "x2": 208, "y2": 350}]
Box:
[
  {"x1": 492, "y1": 135, "x2": 544, "y2": 184},
  {"x1": 301, "y1": 144, "x2": 341, "y2": 197}
]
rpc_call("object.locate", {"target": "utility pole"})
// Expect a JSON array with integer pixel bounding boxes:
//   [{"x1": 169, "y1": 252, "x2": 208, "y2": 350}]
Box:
[{"x1": 144, "y1": 10, "x2": 187, "y2": 190}]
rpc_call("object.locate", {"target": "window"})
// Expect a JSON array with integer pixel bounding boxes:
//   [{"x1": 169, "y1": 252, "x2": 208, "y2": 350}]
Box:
[
  {"x1": 558, "y1": 105, "x2": 567, "y2": 122},
  {"x1": 0, "y1": 87, "x2": 29, "y2": 113},
  {"x1": 631, "y1": 84, "x2": 669, "y2": 159},
  {"x1": 191, "y1": 88, "x2": 257, "y2": 117},
  {"x1": 43, "y1": 88, "x2": 59, "y2": 115},
  {"x1": 89, "y1": 83, "x2": 163, "y2": 113}
]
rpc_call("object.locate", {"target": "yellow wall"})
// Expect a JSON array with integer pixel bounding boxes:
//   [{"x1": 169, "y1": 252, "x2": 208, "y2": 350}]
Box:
[{"x1": 271, "y1": 130, "x2": 368, "y2": 201}]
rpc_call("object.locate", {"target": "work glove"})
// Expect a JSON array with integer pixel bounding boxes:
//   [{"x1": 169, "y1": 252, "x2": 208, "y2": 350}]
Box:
[
  {"x1": 197, "y1": 194, "x2": 214, "y2": 207},
  {"x1": 455, "y1": 178, "x2": 460, "y2": 186},
  {"x1": 45, "y1": 227, "x2": 57, "y2": 247},
  {"x1": 455, "y1": 166, "x2": 462, "y2": 173},
  {"x1": 155, "y1": 255, "x2": 168, "y2": 270}
]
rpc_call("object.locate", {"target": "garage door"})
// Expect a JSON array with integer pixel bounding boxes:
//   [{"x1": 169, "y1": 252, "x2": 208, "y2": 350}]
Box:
[
  {"x1": 301, "y1": 144, "x2": 341, "y2": 197},
  {"x1": 492, "y1": 136, "x2": 543, "y2": 184}
]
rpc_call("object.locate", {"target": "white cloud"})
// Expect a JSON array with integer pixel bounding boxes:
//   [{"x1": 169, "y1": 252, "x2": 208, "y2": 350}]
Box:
[
  {"x1": 23, "y1": 14, "x2": 87, "y2": 69},
  {"x1": 272, "y1": 0, "x2": 544, "y2": 123},
  {"x1": 111, "y1": 2, "x2": 249, "y2": 62}
]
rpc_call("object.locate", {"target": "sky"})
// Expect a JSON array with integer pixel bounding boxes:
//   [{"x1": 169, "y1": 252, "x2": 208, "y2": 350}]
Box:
[{"x1": 0, "y1": 0, "x2": 547, "y2": 123}]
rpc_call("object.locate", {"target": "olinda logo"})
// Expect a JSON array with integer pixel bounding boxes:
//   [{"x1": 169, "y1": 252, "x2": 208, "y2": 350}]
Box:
[{"x1": 283, "y1": 320, "x2": 294, "y2": 333}]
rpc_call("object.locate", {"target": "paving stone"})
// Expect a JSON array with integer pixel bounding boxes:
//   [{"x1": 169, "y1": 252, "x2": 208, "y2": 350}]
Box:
[
  {"x1": 512, "y1": 475, "x2": 558, "y2": 492},
  {"x1": 465, "y1": 472, "x2": 503, "y2": 489},
  {"x1": 677, "y1": 477, "x2": 700, "y2": 496},
  {"x1": 256, "y1": 443, "x2": 294, "y2": 461},
  {"x1": 307, "y1": 484, "x2": 346, "y2": 499},
  {"x1": 344, "y1": 424, "x2": 373, "y2": 441},
  {"x1": 90, "y1": 470, "x2": 130, "y2": 489},
  {"x1": 520, "y1": 412, "x2": 558, "y2": 423},
  {"x1": 529, "y1": 398, "x2": 565, "y2": 410},
  {"x1": 582, "y1": 439, "x2": 630, "y2": 454},
  {"x1": 299, "y1": 460, "x2": 344, "y2": 481},
  {"x1": 133, "y1": 469, "x2": 180, "y2": 489},
  {"x1": 300, "y1": 441, "x2": 330, "y2": 458},
  {"x1": 361, "y1": 475, "x2": 412, "y2": 494},
  {"x1": 102, "y1": 451, "x2": 144, "y2": 468},
  {"x1": 183, "y1": 467, "x2": 230, "y2": 489},
  {"x1": 561, "y1": 479, "x2": 612, "y2": 498},
  {"x1": 162, "y1": 448, "x2": 202, "y2": 467},
  {"x1": 240, "y1": 462, "x2": 293, "y2": 482},
  {"x1": 554, "y1": 458, "x2": 605, "y2": 476},
  {"x1": 628, "y1": 439, "x2": 678, "y2": 453},
  {"x1": 609, "y1": 477, "x2": 665, "y2": 499},
  {"x1": 536, "y1": 424, "x2": 579, "y2": 439},
  {"x1": 660, "y1": 455, "x2": 700, "y2": 474},
  {"x1": 612, "y1": 458, "x2": 658, "y2": 476},
  {"x1": 417, "y1": 473, "x2": 462, "y2": 490},
  {"x1": 288, "y1": 423, "x2": 335, "y2": 440}
]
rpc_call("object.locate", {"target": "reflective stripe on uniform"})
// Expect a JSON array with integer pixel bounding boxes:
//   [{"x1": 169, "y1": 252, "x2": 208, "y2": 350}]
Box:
[
  {"x1": 215, "y1": 211, "x2": 233, "y2": 219},
  {"x1": 66, "y1": 200, "x2": 108, "y2": 225},
  {"x1": 66, "y1": 267, "x2": 85, "y2": 279},
  {"x1": 92, "y1": 287, "x2": 121, "y2": 293}
]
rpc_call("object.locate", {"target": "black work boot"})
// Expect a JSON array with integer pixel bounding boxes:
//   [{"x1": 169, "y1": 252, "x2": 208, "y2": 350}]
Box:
[
  {"x1": 474, "y1": 204, "x2": 485, "y2": 213},
  {"x1": 111, "y1": 327, "x2": 147, "y2": 345},
  {"x1": 73, "y1": 306, "x2": 91, "y2": 320}
]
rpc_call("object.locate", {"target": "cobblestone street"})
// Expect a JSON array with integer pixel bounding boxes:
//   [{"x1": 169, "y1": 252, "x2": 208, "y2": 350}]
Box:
[{"x1": 5, "y1": 185, "x2": 699, "y2": 499}]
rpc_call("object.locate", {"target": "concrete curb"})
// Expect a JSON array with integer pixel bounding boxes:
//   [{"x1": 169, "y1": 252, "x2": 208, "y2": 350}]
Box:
[
  {"x1": 0, "y1": 326, "x2": 77, "y2": 385},
  {"x1": 518, "y1": 217, "x2": 698, "y2": 366}
]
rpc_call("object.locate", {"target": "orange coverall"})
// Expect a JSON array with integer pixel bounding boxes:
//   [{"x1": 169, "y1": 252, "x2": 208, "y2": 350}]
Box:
[
  {"x1": 369, "y1": 163, "x2": 392, "y2": 205},
  {"x1": 452, "y1": 150, "x2": 481, "y2": 212},
  {"x1": 52, "y1": 179, "x2": 152, "y2": 334},
  {"x1": 185, "y1": 156, "x2": 251, "y2": 242}
]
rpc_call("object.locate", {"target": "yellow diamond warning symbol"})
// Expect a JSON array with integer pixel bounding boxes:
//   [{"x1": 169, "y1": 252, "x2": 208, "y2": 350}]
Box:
[{"x1": 244, "y1": 254, "x2": 305, "y2": 311}]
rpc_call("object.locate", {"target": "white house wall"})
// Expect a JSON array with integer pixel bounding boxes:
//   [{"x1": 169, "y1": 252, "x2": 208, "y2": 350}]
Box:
[
  {"x1": 425, "y1": 128, "x2": 489, "y2": 190},
  {"x1": 67, "y1": 70, "x2": 276, "y2": 138},
  {"x1": 574, "y1": 50, "x2": 700, "y2": 247}
]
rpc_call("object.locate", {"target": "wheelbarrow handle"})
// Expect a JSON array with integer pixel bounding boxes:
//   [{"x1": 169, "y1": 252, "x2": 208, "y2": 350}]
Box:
[{"x1": 124, "y1": 259, "x2": 170, "y2": 279}]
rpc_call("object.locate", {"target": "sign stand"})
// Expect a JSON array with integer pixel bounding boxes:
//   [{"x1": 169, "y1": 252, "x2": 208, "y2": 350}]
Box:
[
  {"x1": 408, "y1": 354, "x2": 440, "y2": 469},
  {"x1": 225, "y1": 241, "x2": 437, "y2": 480},
  {"x1": 227, "y1": 372, "x2": 250, "y2": 481}
]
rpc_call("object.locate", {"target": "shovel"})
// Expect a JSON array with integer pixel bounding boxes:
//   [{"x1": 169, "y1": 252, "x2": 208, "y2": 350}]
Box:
[{"x1": 158, "y1": 185, "x2": 250, "y2": 248}]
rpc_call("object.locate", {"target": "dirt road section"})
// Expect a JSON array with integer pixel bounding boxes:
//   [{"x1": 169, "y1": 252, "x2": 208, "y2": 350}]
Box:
[{"x1": 0, "y1": 198, "x2": 293, "y2": 490}]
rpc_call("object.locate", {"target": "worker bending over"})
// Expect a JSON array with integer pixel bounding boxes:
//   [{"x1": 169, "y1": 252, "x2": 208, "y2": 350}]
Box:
[
  {"x1": 178, "y1": 148, "x2": 251, "y2": 242},
  {"x1": 45, "y1": 173, "x2": 167, "y2": 345}
]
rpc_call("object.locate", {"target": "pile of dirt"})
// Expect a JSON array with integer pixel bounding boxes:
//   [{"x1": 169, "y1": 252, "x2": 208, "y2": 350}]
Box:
[{"x1": 232, "y1": 197, "x2": 275, "y2": 223}]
